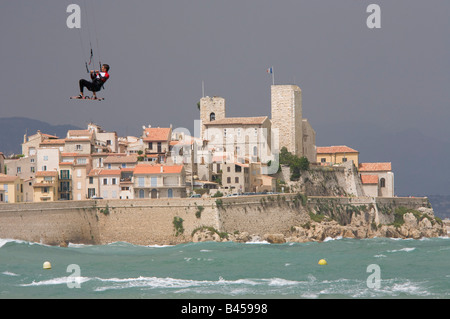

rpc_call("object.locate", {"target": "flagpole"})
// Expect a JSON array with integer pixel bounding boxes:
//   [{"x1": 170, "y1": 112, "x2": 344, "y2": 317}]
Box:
[{"x1": 272, "y1": 66, "x2": 274, "y2": 85}]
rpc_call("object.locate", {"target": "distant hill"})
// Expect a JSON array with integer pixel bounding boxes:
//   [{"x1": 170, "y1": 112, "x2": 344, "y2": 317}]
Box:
[{"x1": 0, "y1": 117, "x2": 82, "y2": 156}]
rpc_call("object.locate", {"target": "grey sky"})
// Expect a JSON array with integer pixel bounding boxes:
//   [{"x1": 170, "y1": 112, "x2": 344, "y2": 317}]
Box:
[{"x1": 0, "y1": 1, "x2": 449, "y2": 195}]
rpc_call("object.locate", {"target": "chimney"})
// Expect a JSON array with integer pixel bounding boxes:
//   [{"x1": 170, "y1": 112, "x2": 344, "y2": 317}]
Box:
[{"x1": 160, "y1": 166, "x2": 163, "y2": 173}]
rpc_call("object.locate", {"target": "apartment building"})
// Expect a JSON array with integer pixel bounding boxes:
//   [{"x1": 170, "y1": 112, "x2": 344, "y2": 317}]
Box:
[
  {"x1": 0, "y1": 174, "x2": 23, "y2": 203},
  {"x1": 133, "y1": 164, "x2": 186, "y2": 199},
  {"x1": 33, "y1": 171, "x2": 58, "y2": 202},
  {"x1": 142, "y1": 126, "x2": 172, "y2": 163}
]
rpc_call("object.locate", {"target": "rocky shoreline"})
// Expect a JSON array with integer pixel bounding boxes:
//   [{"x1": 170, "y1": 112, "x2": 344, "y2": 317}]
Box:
[{"x1": 192, "y1": 206, "x2": 446, "y2": 244}]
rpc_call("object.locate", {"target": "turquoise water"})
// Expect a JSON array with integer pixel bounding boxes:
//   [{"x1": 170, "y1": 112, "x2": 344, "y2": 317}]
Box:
[{"x1": 0, "y1": 237, "x2": 449, "y2": 299}]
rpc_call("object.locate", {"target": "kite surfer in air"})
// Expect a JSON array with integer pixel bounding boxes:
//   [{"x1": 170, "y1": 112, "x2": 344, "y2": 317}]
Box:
[{"x1": 72, "y1": 63, "x2": 110, "y2": 100}]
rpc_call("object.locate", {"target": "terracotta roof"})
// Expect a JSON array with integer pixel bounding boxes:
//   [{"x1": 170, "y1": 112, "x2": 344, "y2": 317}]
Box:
[
  {"x1": 98, "y1": 169, "x2": 121, "y2": 176},
  {"x1": 39, "y1": 139, "x2": 65, "y2": 145},
  {"x1": 142, "y1": 127, "x2": 171, "y2": 141},
  {"x1": 67, "y1": 130, "x2": 92, "y2": 137},
  {"x1": 0, "y1": 174, "x2": 19, "y2": 182},
  {"x1": 104, "y1": 154, "x2": 138, "y2": 164},
  {"x1": 359, "y1": 162, "x2": 392, "y2": 172},
  {"x1": 61, "y1": 153, "x2": 87, "y2": 157},
  {"x1": 36, "y1": 171, "x2": 58, "y2": 177},
  {"x1": 204, "y1": 116, "x2": 268, "y2": 126},
  {"x1": 361, "y1": 174, "x2": 379, "y2": 184},
  {"x1": 133, "y1": 164, "x2": 183, "y2": 174},
  {"x1": 88, "y1": 169, "x2": 102, "y2": 177},
  {"x1": 317, "y1": 146, "x2": 358, "y2": 154}
]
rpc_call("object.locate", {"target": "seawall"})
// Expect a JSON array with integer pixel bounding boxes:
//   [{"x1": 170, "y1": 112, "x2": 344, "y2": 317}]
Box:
[{"x1": 0, "y1": 194, "x2": 435, "y2": 246}]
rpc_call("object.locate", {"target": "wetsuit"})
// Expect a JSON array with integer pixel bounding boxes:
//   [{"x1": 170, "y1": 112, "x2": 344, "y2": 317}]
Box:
[{"x1": 79, "y1": 71, "x2": 109, "y2": 93}]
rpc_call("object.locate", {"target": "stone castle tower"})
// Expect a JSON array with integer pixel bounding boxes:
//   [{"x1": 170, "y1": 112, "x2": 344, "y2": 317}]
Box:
[
  {"x1": 270, "y1": 85, "x2": 303, "y2": 156},
  {"x1": 199, "y1": 96, "x2": 226, "y2": 139}
]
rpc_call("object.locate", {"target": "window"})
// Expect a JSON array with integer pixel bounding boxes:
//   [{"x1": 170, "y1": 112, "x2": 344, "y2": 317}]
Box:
[
  {"x1": 254, "y1": 128, "x2": 258, "y2": 136},
  {"x1": 121, "y1": 163, "x2": 126, "y2": 168},
  {"x1": 321, "y1": 158, "x2": 326, "y2": 163},
  {"x1": 78, "y1": 158, "x2": 86, "y2": 164},
  {"x1": 76, "y1": 144, "x2": 82, "y2": 151},
  {"x1": 89, "y1": 177, "x2": 93, "y2": 184},
  {"x1": 342, "y1": 157, "x2": 347, "y2": 162},
  {"x1": 148, "y1": 142, "x2": 153, "y2": 150},
  {"x1": 235, "y1": 165, "x2": 242, "y2": 173},
  {"x1": 210, "y1": 112, "x2": 215, "y2": 121},
  {"x1": 42, "y1": 166, "x2": 47, "y2": 171},
  {"x1": 31, "y1": 167, "x2": 35, "y2": 173},
  {"x1": 139, "y1": 189, "x2": 145, "y2": 198},
  {"x1": 151, "y1": 177, "x2": 157, "y2": 187},
  {"x1": 103, "y1": 178, "x2": 108, "y2": 185},
  {"x1": 253, "y1": 146, "x2": 258, "y2": 156},
  {"x1": 112, "y1": 178, "x2": 116, "y2": 185},
  {"x1": 168, "y1": 188, "x2": 173, "y2": 198},
  {"x1": 43, "y1": 187, "x2": 49, "y2": 193},
  {"x1": 17, "y1": 167, "x2": 21, "y2": 173},
  {"x1": 107, "y1": 140, "x2": 112, "y2": 146},
  {"x1": 227, "y1": 177, "x2": 231, "y2": 184},
  {"x1": 380, "y1": 178, "x2": 386, "y2": 188},
  {"x1": 138, "y1": 177, "x2": 145, "y2": 187},
  {"x1": 77, "y1": 182, "x2": 81, "y2": 190},
  {"x1": 107, "y1": 164, "x2": 111, "y2": 169},
  {"x1": 43, "y1": 156, "x2": 48, "y2": 161},
  {"x1": 237, "y1": 128, "x2": 241, "y2": 137},
  {"x1": 223, "y1": 129, "x2": 227, "y2": 137},
  {"x1": 227, "y1": 167, "x2": 231, "y2": 172},
  {"x1": 235, "y1": 177, "x2": 239, "y2": 183},
  {"x1": 61, "y1": 170, "x2": 70, "y2": 179}
]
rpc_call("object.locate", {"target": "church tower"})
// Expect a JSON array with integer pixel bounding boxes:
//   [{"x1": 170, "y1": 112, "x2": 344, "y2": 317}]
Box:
[
  {"x1": 270, "y1": 85, "x2": 303, "y2": 156},
  {"x1": 199, "y1": 96, "x2": 226, "y2": 140}
]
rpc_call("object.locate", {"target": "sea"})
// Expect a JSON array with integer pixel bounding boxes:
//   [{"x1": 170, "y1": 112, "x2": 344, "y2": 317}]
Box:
[{"x1": 0, "y1": 237, "x2": 449, "y2": 302}]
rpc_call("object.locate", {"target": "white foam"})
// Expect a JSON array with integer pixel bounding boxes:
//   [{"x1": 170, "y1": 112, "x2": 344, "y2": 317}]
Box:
[
  {"x1": 2, "y1": 271, "x2": 19, "y2": 277},
  {"x1": 21, "y1": 276, "x2": 91, "y2": 287},
  {"x1": 387, "y1": 247, "x2": 416, "y2": 253}
]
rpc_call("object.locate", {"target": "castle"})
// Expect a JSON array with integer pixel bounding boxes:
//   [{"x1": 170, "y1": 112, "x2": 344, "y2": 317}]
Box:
[
  {"x1": 0, "y1": 84, "x2": 394, "y2": 203},
  {"x1": 199, "y1": 85, "x2": 316, "y2": 164}
]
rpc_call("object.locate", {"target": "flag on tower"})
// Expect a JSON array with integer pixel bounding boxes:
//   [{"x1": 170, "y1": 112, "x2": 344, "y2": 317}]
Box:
[{"x1": 267, "y1": 66, "x2": 274, "y2": 85}]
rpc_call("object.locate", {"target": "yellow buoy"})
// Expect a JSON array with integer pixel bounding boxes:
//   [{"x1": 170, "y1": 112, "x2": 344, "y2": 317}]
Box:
[
  {"x1": 318, "y1": 259, "x2": 327, "y2": 266},
  {"x1": 43, "y1": 261, "x2": 52, "y2": 270}
]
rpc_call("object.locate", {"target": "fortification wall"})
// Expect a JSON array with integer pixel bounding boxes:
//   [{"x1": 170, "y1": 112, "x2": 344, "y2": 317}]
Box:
[{"x1": 0, "y1": 195, "x2": 433, "y2": 246}]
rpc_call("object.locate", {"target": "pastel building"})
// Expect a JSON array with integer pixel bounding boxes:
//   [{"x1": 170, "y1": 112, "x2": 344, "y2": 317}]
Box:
[
  {"x1": 359, "y1": 162, "x2": 394, "y2": 197},
  {"x1": 316, "y1": 146, "x2": 359, "y2": 167},
  {"x1": 133, "y1": 164, "x2": 186, "y2": 199},
  {"x1": 33, "y1": 171, "x2": 58, "y2": 202},
  {"x1": 0, "y1": 174, "x2": 23, "y2": 203}
]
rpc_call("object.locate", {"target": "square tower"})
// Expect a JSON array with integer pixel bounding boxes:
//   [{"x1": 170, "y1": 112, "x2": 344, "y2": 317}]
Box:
[
  {"x1": 270, "y1": 85, "x2": 303, "y2": 156},
  {"x1": 199, "y1": 96, "x2": 226, "y2": 140}
]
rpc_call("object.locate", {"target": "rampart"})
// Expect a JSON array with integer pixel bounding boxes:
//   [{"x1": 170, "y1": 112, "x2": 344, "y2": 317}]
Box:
[{"x1": 0, "y1": 195, "x2": 431, "y2": 246}]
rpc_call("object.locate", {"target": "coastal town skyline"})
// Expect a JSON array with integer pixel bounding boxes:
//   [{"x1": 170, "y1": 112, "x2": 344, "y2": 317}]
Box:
[{"x1": 0, "y1": 1, "x2": 449, "y2": 197}]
